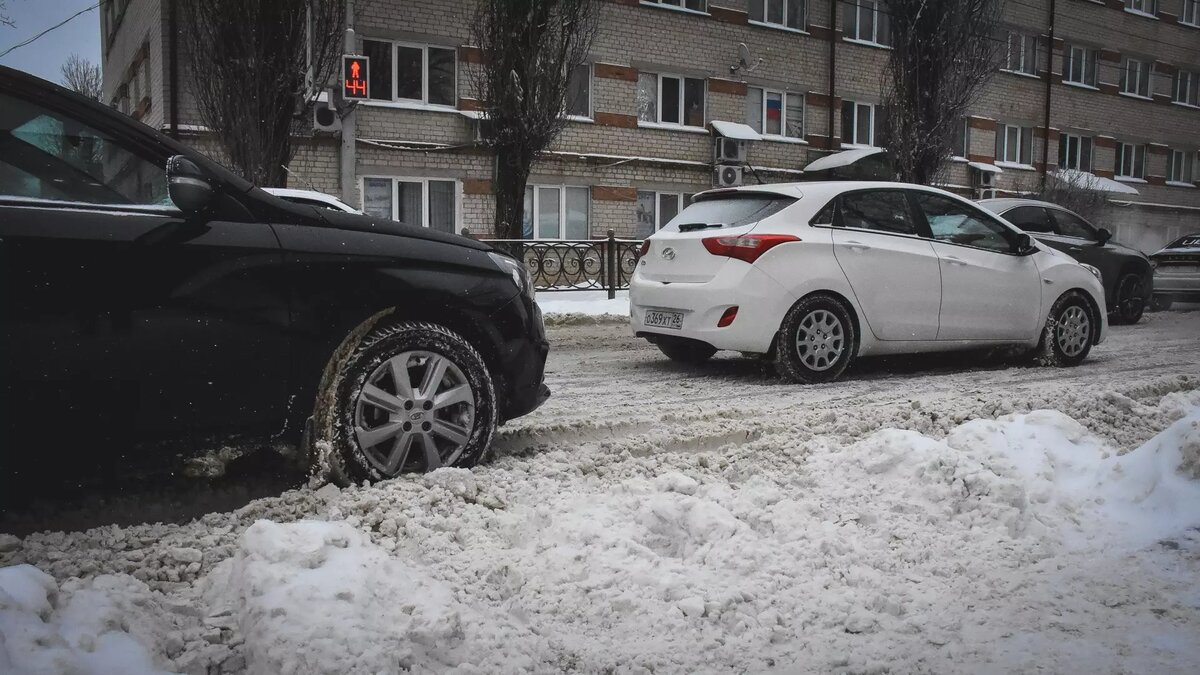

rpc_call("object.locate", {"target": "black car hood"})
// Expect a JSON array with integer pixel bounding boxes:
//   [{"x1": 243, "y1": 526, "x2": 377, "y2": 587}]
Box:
[{"x1": 315, "y1": 208, "x2": 492, "y2": 251}]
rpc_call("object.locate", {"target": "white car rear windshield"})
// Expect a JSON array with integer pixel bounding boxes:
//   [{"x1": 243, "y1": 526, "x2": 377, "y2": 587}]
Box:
[{"x1": 663, "y1": 194, "x2": 795, "y2": 232}]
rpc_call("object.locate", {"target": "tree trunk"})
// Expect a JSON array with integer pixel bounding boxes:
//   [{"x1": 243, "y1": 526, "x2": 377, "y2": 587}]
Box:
[{"x1": 492, "y1": 146, "x2": 532, "y2": 240}]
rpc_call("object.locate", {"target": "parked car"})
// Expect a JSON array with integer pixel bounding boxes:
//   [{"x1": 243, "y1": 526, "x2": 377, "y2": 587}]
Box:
[
  {"x1": 978, "y1": 198, "x2": 1153, "y2": 325},
  {"x1": 1149, "y1": 233, "x2": 1200, "y2": 310},
  {"x1": 264, "y1": 187, "x2": 361, "y2": 214},
  {"x1": 0, "y1": 65, "x2": 548, "y2": 488},
  {"x1": 631, "y1": 182, "x2": 1107, "y2": 383}
]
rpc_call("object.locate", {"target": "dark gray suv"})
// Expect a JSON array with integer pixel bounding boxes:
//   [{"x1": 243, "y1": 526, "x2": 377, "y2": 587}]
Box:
[{"x1": 979, "y1": 198, "x2": 1153, "y2": 325}]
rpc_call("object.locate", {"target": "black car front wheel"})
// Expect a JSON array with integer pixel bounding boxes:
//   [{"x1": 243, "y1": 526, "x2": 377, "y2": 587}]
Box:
[
  {"x1": 1110, "y1": 273, "x2": 1146, "y2": 325},
  {"x1": 313, "y1": 320, "x2": 497, "y2": 483}
]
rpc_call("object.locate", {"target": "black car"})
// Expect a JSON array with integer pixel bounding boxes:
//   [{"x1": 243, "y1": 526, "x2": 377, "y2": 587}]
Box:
[
  {"x1": 0, "y1": 65, "x2": 549, "y2": 489},
  {"x1": 1149, "y1": 233, "x2": 1200, "y2": 310},
  {"x1": 979, "y1": 198, "x2": 1153, "y2": 325}
]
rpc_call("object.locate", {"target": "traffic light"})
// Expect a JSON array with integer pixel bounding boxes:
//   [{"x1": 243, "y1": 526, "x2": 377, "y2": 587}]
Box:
[{"x1": 342, "y1": 55, "x2": 370, "y2": 100}]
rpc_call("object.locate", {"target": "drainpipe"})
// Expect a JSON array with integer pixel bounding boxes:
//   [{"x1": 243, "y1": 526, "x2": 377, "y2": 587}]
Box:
[
  {"x1": 168, "y1": 0, "x2": 178, "y2": 139},
  {"x1": 827, "y1": 0, "x2": 837, "y2": 150},
  {"x1": 340, "y1": 0, "x2": 357, "y2": 205},
  {"x1": 1040, "y1": 0, "x2": 1056, "y2": 190}
]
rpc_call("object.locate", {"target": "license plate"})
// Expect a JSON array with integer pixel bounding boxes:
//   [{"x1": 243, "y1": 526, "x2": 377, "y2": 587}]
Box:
[{"x1": 644, "y1": 310, "x2": 683, "y2": 330}]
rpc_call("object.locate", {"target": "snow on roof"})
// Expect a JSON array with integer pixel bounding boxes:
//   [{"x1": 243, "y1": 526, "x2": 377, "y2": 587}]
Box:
[
  {"x1": 709, "y1": 121, "x2": 761, "y2": 141},
  {"x1": 803, "y1": 147, "x2": 884, "y2": 172},
  {"x1": 968, "y1": 161, "x2": 1004, "y2": 174},
  {"x1": 1054, "y1": 168, "x2": 1140, "y2": 195}
]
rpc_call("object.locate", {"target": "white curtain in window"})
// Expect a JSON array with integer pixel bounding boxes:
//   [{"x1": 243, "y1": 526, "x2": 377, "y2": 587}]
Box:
[{"x1": 363, "y1": 178, "x2": 393, "y2": 219}]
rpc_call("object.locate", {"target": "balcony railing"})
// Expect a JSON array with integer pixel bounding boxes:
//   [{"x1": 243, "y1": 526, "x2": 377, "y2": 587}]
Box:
[{"x1": 476, "y1": 230, "x2": 642, "y2": 299}]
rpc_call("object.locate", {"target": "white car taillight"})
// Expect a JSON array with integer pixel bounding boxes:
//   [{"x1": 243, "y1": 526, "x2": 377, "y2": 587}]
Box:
[{"x1": 702, "y1": 234, "x2": 800, "y2": 264}]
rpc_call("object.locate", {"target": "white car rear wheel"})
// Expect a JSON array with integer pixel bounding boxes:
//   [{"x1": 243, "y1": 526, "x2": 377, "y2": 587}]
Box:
[{"x1": 776, "y1": 294, "x2": 857, "y2": 384}]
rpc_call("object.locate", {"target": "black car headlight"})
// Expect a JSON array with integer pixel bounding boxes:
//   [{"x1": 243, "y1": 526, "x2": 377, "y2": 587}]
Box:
[{"x1": 488, "y1": 251, "x2": 534, "y2": 299}]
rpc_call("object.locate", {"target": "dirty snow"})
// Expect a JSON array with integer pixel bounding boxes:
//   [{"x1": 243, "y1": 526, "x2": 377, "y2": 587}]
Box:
[
  {"x1": 537, "y1": 290, "x2": 629, "y2": 323},
  {"x1": 2, "y1": 310, "x2": 1200, "y2": 674}
]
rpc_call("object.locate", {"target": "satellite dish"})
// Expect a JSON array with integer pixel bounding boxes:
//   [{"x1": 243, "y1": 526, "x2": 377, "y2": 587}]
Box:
[{"x1": 730, "y1": 42, "x2": 763, "y2": 75}]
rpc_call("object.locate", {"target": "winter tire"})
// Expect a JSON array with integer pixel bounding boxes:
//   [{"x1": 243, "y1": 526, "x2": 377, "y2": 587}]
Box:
[
  {"x1": 313, "y1": 320, "x2": 497, "y2": 483},
  {"x1": 1110, "y1": 273, "x2": 1146, "y2": 325},
  {"x1": 775, "y1": 294, "x2": 857, "y2": 384},
  {"x1": 1035, "y1": 291, "x2": 1095, "y2": 367},
  {"x1": 656, "y1": 340, "x2": 717, "y2": 364}
]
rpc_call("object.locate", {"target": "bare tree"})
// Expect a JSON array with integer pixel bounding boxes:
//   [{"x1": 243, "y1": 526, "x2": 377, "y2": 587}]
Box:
[
  {"x1": 881, "y1": 0, "x2": 1003, "y2": 184},
  {"x1": 179, "y1": 0, "x2": 345, "y2": 187},
  {"x1": 60, "y1": 53, "x2": 103, "y2": 101},
  {"x1": 1, "y1": 1, "x2": 12, "y2": 29},
  {"x1": 472, "y1": 0, "x2": 599, "y2": 239}
]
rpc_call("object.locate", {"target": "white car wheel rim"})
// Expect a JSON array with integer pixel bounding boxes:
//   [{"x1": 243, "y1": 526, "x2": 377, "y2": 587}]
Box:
[
  {"x1": 1056, "y1": 306, "x2": 1090, "y2": 357},
  {"x1": 795, "y1": 309, "x2": 845, "y2": 372}
]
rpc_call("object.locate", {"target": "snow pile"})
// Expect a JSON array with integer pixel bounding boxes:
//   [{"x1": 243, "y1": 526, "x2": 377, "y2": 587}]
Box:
[
  {"x1": 0, "y1": 565, "x2": 176, "y2": 675},
  {"x1": 537, "y1": 290, "x2": 629, "y2": 323},
  {"x1": 201, "y1": 519, "x2": 547, "y2": 675}
]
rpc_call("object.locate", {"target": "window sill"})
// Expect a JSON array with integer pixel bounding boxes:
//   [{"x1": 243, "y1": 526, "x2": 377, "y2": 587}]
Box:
[
  {"x1": 1119, "y1": 91, "x2": 1153, "y2": 101},
  {"x1": 1063, "y1": 81, "x2": 1100, "y2": 92},
  {"x1": 747, "y1": 19, "x2": 810, "y2": 35},
  {"x1": 951, "y1": 156, "x2": 969, "y2": 163},
  {"x1": 565, "y1": 115, "x2": 594, "y2": 124},
  {"x1": 760, "y1": 134, "x2": 809, "y2": 145},
  {"x1": 1172, "y1": 101, "x2": 1200, "y2": 110},
  {"x1": 1182, "y1": 21, "x2": 1200, "y2": 29},
  {"x1": 638, "y1": 2, "x2": 709, "y2": 17},
  {"x1": 995, "y1": 161, "x2": 1036, "y2": 171},
  {"x1": 842, "y1": 37, "x2": 892, "y2": 50},
  {"x1": 1166, "y1": 181, "x2": 1197, "y2": 188},
  {"x1": 1123, "y1": 8, "x2": 1159, "y2": 20},
  {"x1": 359, "y1": 100, "x2": 460, "y2": 114},
  {"x1": 1000, "y1": 69, "x2": 1042, "y2": 80},
  {"x1": 1115, "y1": 176, "x2": 1148, "y2": 184},
  {"x1": 840, "y1": 143, "x2": 880, "y2": 150},
  {"x1": 637, "y1": 121, "x2": 709, "y2": 134}
]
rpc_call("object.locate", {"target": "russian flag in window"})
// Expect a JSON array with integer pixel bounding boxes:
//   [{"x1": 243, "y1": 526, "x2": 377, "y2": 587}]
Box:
[{"x1": 766, "y1": 97, "x2": 782, "y2": 120}]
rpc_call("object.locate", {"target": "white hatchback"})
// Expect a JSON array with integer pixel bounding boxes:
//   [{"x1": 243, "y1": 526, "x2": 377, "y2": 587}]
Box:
[{"x1": 630, "y1": 181, "x2": 1107, "y2": 383}]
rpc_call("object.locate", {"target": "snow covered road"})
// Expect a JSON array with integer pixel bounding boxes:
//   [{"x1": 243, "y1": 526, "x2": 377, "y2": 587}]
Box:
[{"x1": 2, "y1": 309, "x2": 1200, "y2": 674}]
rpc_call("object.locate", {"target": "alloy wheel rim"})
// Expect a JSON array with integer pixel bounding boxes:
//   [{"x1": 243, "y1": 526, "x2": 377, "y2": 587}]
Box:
[
  {"x1": 1119, "y1": 276, "x2": 1144, "y2": 318},
  {"x1": 1056, "y1": 306, "x2": 1090, "y2": 357},
  {"x1": 795, "y1": 309, "x2": 845, "y2": 372},
  {"x1": 353, "y1": 351, "x2": 475, "y2": 476}
]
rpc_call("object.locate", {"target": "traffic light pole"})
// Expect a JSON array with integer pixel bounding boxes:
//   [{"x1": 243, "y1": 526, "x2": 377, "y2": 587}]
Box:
[{"x1": 340, "y1": 0, "x2": 358, "y2": 207}]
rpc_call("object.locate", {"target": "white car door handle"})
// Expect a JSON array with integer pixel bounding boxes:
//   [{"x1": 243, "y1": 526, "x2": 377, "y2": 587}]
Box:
[
  {"x1": 942, "y1": 255, "x2": 967, "y2": 266},
  {"x1": 844, "y1": 240, "x2": 871, "y2": 251}
]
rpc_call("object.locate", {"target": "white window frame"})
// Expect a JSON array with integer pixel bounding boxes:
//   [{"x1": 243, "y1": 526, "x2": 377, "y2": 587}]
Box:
[
  {"x1": 360, "y1": 176, "x2": 462, "y2": 232},
  {"x1": 1183, "y1": 0, "x2": 1200, "y2": 26},
  {"x1": 525, "y1": 185, "x2": 591, "y2": 240},
  {"x1": 1174, "y1": 70, "x2": 1200, "y2": 107},
  {"x1": 747, "y1": 86, "x2": 805, "y2": 139},
  {"x1": 1064, "y1": 45, "x2": 1097, "y2": 88},
  {"x1": 1001, "y1": 31, "x2": 1039, "y2": 76},
  {"x1": 564, "y1": 63, "x2": 593, "y2": 121},
  {"x1": 1120, "y1": 57, "x2": 1153, "y2": 98},
  {"x1": 638, "y1": 72, "x2": 707, "y2": 129},
  {"x1": 1115, "y1": 143, "x2": 1147, "y2": 180},
  {"x1": 640, "y1": 0, "x2": 709, "y2": 15},
  {"x1": 362, "y1": 40, "x2": 458, "y2": 108},
  {"x1": 1059, "y1": 133, "x2": 1094, "y2": 172},
  {"x1": 841, "y1": 100, "x2": 878, "y2": 147},
  {"x1": 1124, "y1": 0, "x2": 1158, "y2": 18},
  {"x1": 748, "y1": 0, "x2": 808, "y2": 32},
  {"x1": 843, "y1": 0, "x2": 890, "y2": 47},
  {"x1": 1167, "y1": 150, "x2": 1196, "y2": 185},
  {"x1": 996, "y1": 124, "x2": 1033, "y2": 166},
  {"x1": 951, "y1": 118, "x2": 970, "y2": 159}
]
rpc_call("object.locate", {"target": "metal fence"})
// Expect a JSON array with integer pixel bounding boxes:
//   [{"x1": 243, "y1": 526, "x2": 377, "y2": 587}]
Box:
[{"x1": 479, "y1": 230, "x2": 642, "y2": 299}]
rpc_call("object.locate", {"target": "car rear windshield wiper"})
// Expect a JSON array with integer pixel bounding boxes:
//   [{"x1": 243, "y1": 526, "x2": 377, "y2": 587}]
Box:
[{"x1": 677, "y1": 222, "x2": 723, "y2": 232}]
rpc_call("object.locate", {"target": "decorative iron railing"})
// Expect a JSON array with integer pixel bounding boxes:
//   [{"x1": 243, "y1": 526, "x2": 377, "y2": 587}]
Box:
[{"x1": 478, "y1": 230, "x2": 642, "y2": 299}]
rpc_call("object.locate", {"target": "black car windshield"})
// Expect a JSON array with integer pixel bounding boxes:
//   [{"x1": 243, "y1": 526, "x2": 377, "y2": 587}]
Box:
[
  {"x1": 664, "y1": 194, "x2": 795, "y2": 231},
  {"x1": 1166, "y1": 234, "x2": 1200, "y2": 249}
]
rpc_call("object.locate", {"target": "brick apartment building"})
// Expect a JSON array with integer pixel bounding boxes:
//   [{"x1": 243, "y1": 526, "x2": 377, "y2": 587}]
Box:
[{"x1": 100, "y1": 0, "x2": 1200, "y2": 251}]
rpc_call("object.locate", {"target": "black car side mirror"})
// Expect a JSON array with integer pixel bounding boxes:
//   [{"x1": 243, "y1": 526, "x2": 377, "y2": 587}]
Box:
[
  {"x1": 1096, "y1": 228, "x2": 1113, "y2": 245},
  {"x1": 1016, "y1": 233, "x2": 1037, "y2": 256},
  {"x1": 166, "y1": 155, "x2": 215, "y2": 214}
]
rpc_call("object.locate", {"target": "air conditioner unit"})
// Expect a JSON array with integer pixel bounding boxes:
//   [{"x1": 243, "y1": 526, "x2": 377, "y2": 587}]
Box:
[
  {"x1": 714, "y1": 137, "x2": 746, "y2": 164},
  {"x1": 973, "y1": 169, "x2": 996, "y2": 188},
  {"x1": 313, "y1": 99, "x2": 341, "y2": 133},
  {"x1": 713, "y1": 164, "x2": 744, "y2": 188}
]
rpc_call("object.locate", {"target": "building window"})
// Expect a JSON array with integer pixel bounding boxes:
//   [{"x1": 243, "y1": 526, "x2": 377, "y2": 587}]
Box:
[
  {"x1": 362, "y1": 177, "x2": 458, "y2": 233},
  {"x1": 1002, "y1": 31, "x2": 1038, "y2": 76},
  {"x1": 523, "y1": 185, "x2": 590, "y2": 239},
  {"x1": 565, "y1": 63, "x2": 592, "y2": 118},
  {"x1": 1183, "y1": 0, "x2": 1200, "y2": 26},
  {"x1": 636, "y1": 191, "x2": 695, "y2": 238},
  {"x1": 745, "y1": 87, "x2": 804, "y2": 138},
  {"x1": 641, "y1": 0, "x2": 708, "y2": 12},
  {"x1": 749, "y1": 0, "x2": 807, "y2": 31},
  {"x1": 637, "y1": 73, "x2": 705, "y2": 127},
  {"x1": 843, "y1": 0, "x2": 891, "y2": 46},
  {"x1": 1115, "y1": 143, "x2": 1146, "y2": 179},
  {"x1": 841, "y1": 100, "x2": 885, "y2": 147},
  {"x1": 1064, "y1": 45, "x2": 1097, "y2": 87},
  {"x1": 1124, "y1": 0, "x2": 1157, "y2": 17},
  {"x1": 951, "y1": 118, "x2": 970, "y2": 158},
  {"x1": 1058, "y1": 134, "x2": 1094, "y2": 172},
  {"x1": 996, "y1": 124, "x2": 1033, "y2": 165},
  {"x1": 361, "y1": 40, "x2": 456, "y2": 106},
  {"x1": 1120, "y1": 57, "x2": 1152, "y2": 98},
  {"x1": 1175, "y1": 70, "x2": 1200, "y2": 107},
  {"x1": 1167, "y1": 150, "x2": 1196, "y2": 184}
]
